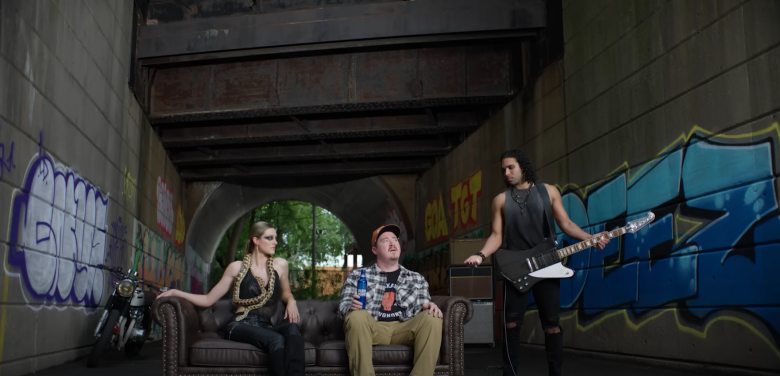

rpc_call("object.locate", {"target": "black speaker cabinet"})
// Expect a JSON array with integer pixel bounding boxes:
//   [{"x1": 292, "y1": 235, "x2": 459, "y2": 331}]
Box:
[
  {"x1": 464, "y1": 301, "x2": 494, "y2": 345},
  {"x1": 448, "y1": 265, "x2": 493, "y2": 300}
]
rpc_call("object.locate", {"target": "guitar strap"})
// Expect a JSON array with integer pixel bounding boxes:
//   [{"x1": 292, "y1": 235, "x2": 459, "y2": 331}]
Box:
[{"x1": 534, "y1": 182, "x2": 557, "y2": 242}]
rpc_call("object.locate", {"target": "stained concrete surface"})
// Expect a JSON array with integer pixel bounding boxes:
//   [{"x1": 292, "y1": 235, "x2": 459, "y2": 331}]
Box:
[{"x1": 28, "y1": 341, "x2": 773, "y2": 376}]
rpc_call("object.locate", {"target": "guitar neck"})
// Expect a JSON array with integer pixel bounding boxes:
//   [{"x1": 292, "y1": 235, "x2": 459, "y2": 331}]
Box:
[{"x1": 555, "y1": 227, "x2": 626, "y2": 258}]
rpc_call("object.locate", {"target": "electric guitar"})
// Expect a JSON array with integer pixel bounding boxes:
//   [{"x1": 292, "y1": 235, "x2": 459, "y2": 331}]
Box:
[{"x1": 495, "y1": 211, "x2": 655, "y2": 293}]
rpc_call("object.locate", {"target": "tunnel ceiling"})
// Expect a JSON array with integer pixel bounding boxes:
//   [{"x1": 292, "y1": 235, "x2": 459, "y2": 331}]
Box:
[{"x1": 132, "y1": 0, "x2": 546, "y2": 187}]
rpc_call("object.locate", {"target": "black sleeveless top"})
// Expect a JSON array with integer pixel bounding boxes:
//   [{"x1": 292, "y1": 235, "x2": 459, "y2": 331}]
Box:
[
  {"x1": 502, "y1": 185, "x2": 547, "y2": 250},
  {"x1": 236, "y1": 269, "x2": 281, "y2": 321}
]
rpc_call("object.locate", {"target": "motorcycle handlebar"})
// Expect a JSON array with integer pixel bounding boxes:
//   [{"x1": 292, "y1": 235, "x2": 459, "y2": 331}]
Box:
[{"x1": 95, "y1": 264, "x2": 138, "y2": 280}]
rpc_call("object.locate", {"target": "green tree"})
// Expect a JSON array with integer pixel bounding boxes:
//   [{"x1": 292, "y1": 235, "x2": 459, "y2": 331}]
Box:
[{"x1": 209, "y1": 200, "x2": 355, "y2": 298}]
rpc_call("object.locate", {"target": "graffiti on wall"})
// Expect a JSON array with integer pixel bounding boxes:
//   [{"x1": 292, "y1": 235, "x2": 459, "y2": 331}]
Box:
[
  {"x1": 450, "y1": 170, "x2": 482, "y2": 232},
  {"x1": 424, "y1": 193, "x2": 449, "y2": 243},
  {"x1": 156, "y1": 176, "x2": 174, "y2": 239},
  {"x1": 174, "y1": 205, "x2": 185, "y2": 248},
  {"x1": 425, "y1": 170, "x2": 483, "y2": 244},
  {"x1": 133, "y1": 219, "x2": 185, "y2": 290},
  {"x1": 122, "y1": 167, "x2": 136, "y2": 207},
  {"x1": 8, "y1": 143, "x2": 109, "y2": 305},
  {"x1": 186, "y1": 250, "x2": 210, "y2": 294},
  {"x1": 0, "y1": 137, "x2": 16, "y2": 179},
  {"x1": 551, "y1": 124, "x2": 780, "y2": 363},
  {"x1": 106, "y1": 215, "x2": 129, "y2": 268}
]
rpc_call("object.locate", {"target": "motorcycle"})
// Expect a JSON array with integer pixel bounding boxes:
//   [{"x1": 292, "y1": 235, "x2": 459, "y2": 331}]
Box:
[{"x1": 86, "y1": 265, "x2": 154, "y2": 367}]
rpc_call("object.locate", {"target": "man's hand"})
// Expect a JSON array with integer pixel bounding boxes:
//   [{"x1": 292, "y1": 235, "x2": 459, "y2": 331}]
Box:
[
  {"x1": 464, "y1": 255, "x2": 483, "y2": 266},
  {"x1": 592, "y1": 231, "x2": 611, "y2": 250},
  {"x1": 349, "y1": 294, "x2": 364, "y2": 311},
  {"x1": 422, "y1": 302, "x2": 443, "y2": 318}
]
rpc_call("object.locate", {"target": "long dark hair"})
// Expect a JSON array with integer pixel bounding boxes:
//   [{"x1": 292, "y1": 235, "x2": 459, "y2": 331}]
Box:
[{"x1": 500, "y1": 149, "x2": 537, "y2": 185}]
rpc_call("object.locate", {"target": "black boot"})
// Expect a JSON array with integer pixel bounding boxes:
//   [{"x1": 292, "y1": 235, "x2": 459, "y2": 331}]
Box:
[
  {"x1": 502, "y1": 323, "x2": 522, "y2": 376},
  {"x1": 544, "y1": 331, "x2": 563, "y2": 376}
]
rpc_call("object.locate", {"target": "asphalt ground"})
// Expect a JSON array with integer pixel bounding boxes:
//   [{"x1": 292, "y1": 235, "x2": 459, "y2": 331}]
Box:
[{"x1": 28, "y1": 341, "x2": 775, "y2": 376}]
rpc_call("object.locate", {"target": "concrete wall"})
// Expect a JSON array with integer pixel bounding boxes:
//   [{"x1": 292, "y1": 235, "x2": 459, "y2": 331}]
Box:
[
  {"x1": 0, "y1": 1, "x2": 191, "y2": 375},
  {"x1": 415, "y1": 0, "x2": 780, "y2": 372}
]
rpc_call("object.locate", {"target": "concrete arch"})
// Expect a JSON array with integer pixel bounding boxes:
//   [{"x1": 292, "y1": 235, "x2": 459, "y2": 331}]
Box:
[{"x1": 185, "y1": 178, "x2": 412, "y2": 270}]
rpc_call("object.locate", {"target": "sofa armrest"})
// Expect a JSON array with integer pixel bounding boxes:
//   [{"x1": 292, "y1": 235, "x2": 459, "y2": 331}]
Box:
[
  {"x1": 432, "y1": 295, "x2": 473, "y2": 376},
  {"x1": 152, "y1": 296, "x2": 202, "y2": 376}
]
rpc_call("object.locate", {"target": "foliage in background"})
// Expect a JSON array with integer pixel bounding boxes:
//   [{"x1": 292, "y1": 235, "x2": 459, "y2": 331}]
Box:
[{"x1": 209, "y1": 200, "x2": 356, "y2": 299}]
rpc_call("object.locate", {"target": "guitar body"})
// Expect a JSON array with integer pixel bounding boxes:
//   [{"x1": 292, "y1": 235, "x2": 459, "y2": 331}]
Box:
[
  {"x1": 494, "y1": 211, "x2": 655, "y2": 293},
  {"x1": 495, "y1": 238, "x2": 573, "y2": 293}
]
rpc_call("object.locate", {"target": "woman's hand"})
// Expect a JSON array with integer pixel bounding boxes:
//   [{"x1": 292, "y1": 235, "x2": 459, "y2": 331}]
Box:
[
  {"x1": 285, "y1": 300, "x2": 300, "y2": 323},
  {"x1": 157, "y1": 288, "x2": 178, "y2": 299}
]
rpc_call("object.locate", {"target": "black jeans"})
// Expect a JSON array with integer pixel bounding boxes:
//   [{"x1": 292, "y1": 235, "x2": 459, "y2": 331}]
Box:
[
  {"x1": 225, "y1": 315, "x2": 305, "y2": 376},
  {"x1": 503, "y1": 278, "x2": 562, "y2": 376}
]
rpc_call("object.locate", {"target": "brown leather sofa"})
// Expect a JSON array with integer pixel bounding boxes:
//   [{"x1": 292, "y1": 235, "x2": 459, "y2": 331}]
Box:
[{"x1": 152, "y1": 295, "x2": 473, "y2": 376}]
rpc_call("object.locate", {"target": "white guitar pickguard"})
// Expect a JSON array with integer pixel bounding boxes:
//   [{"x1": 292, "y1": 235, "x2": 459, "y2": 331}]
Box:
[{"x1": 529, "y1": 262, "x2": 574, "y2": 279}]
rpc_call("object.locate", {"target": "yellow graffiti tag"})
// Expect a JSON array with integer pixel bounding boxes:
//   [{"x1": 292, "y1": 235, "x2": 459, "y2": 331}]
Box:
[
  {"x1": 123, "y1": 167, "x2": 137, "y2": 205},
  {"x1": 552, "y1": 308, "x2": 780, "y2": 361},
  {"x1": 424, "y1": 193, "x2": 449, "y2": 243},
  {"x1": 450, "y1": 170, "x2": 482, "y2": 231},
  {"x1": 175, "y1": 206, "x2": 185, "y2": 247}
]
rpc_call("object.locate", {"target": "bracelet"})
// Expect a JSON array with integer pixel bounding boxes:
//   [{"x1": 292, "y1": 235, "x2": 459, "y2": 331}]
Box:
[{"x1": 473, "y1": 252, "x2": 486, "y2": 261}]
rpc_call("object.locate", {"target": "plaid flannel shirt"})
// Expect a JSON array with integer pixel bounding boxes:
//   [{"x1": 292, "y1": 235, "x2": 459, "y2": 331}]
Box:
[{"x1": 338, "y1": 264, "x2": 431, "y2": 321}]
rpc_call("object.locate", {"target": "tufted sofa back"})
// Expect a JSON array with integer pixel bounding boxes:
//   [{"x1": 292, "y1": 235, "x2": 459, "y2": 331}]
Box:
[{"x1": 297, "y1": 299, "x2": 345, "y2": 345}]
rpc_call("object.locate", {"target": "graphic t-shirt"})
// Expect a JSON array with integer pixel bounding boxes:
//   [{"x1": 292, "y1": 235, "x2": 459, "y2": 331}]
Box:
[{"x1": 377, "y1": 269, "x2": 403, "y2": 321}]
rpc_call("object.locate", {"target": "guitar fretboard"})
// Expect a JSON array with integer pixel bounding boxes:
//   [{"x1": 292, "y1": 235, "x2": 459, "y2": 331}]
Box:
[{"x1": 554, "y1": 228, "x2": 626, "y2": 259}]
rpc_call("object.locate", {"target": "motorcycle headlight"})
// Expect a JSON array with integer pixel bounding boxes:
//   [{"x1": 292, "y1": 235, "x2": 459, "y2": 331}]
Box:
[{"x1": 117, "y1": 279, "x2": 135, "y2": 297}]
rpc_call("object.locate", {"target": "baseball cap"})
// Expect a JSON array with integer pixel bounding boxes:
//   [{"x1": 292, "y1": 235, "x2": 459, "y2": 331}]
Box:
[{"x1": 371, "y1": 224, "x2": 401, "y2": 245}]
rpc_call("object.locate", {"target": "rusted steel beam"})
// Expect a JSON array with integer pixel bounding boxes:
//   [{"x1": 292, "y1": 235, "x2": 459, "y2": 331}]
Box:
[
  {"x1": 157, "y1": 112, "x2": 481, "y2": 148},
  {"x1": 149, "y1": 44, "x2": 516, "y2": 120},
  {"x1": 179, "y1": 159, "x2": 434, "y2": 181},
  {"x1": 170, "y1": 138, "x2": 452, "y2": 166},
  {"x1": 138, "y1": 0, "x2": 545, "y2": 58}
]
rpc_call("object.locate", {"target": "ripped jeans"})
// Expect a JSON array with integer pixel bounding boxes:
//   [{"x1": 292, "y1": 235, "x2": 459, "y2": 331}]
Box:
[
  {"x1": 225, "y1": 314, "x2": 305, "y2": 376},
  {"x1": 502, "y1": 278, "x2": 563, "y2": 376}
]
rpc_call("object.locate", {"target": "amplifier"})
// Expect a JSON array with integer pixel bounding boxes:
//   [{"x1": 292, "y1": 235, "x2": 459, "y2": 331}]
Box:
[
  {"x1": 449, "y1": 238, "x2": 489, "y2": 265},
  {"x1": 448, "y1": 265, "x2": 493, "y2": 300},
  {"x1": 464, "y1": 301, "x2": 494, "y2": 345}
]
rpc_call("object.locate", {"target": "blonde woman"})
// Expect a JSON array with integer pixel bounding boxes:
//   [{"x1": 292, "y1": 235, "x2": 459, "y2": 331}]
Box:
[{"x1": 158, "y1": 221, "x2": 303, "y2": 375}]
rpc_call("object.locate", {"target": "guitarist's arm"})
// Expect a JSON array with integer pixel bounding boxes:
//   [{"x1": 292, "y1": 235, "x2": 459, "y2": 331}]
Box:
[
  {"x1": 464, "y1": 192, "x2": 505, "y2": 265},
  {"x1": 547, "y1": 184, "x2": 610, "y2": 250}
]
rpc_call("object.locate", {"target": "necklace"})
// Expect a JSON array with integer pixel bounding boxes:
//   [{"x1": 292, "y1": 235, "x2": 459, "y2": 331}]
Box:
[{"x1": 510, "y1": 184, "x2": 533, "y2": 215}]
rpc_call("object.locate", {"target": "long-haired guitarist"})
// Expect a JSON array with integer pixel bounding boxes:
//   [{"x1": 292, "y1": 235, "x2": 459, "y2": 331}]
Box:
[{"x1": 464, "y1": 149, "x2": 610, "y2": 376}]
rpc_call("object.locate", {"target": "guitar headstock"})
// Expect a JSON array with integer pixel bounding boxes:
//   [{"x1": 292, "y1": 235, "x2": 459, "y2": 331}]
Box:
[{"x1": 625, "y1": 211, "x2": 655, "y2": 233}]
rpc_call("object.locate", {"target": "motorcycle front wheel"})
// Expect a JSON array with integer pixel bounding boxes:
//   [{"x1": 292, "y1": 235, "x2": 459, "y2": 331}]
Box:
[
  {"x1": 125, "y1": 312, "x2": 151, "y2": 357},
  {"x1": 86, "y1": 309, "x2": 120, "y2": 367}
]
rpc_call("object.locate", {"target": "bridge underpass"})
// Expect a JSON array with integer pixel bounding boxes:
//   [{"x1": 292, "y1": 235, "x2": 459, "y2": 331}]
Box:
[
  {"x1": 133, "y1": 0, "x2": 547, "y2": 269},
  {"x1": 2, "y1": 0, "x2": 779, "y2": 375}
]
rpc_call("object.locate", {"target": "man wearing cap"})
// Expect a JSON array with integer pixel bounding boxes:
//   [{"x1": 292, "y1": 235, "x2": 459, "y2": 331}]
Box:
[{"x1": 338, "y1": 224, "x2": 443, "y2": 376}]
